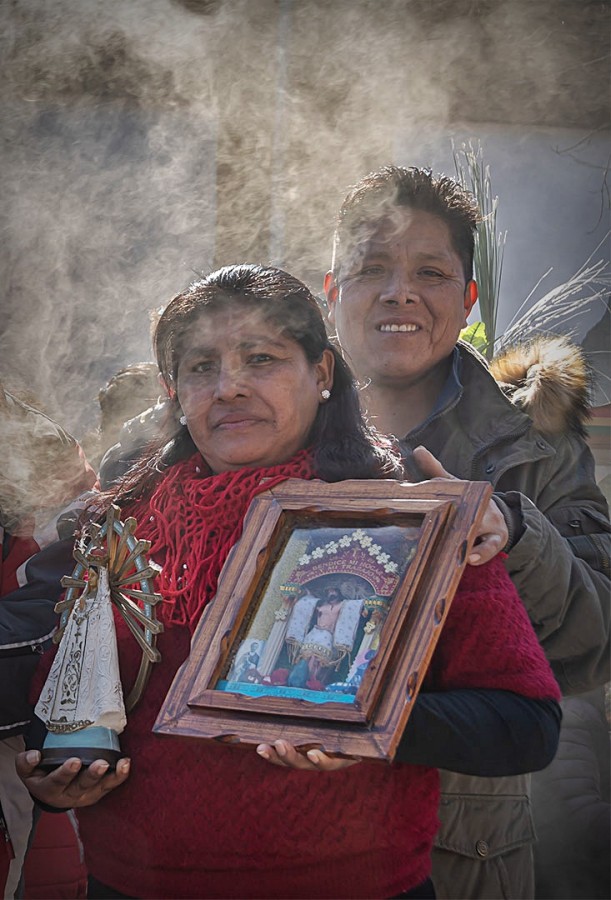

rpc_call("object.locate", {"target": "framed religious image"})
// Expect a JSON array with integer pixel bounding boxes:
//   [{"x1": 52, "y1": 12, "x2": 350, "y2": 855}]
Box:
[{"x1": 155, "y1": 477, "x2": 492, "y2": 761}]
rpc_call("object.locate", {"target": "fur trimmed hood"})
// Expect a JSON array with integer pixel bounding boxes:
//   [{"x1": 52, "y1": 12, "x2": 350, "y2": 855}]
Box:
[{"x1": 490, "y1": 336, "x2": 591, "y2": 437}]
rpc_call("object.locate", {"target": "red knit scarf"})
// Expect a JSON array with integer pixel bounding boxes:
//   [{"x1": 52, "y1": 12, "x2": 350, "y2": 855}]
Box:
[{"x1": 122, "y1": 449, "x2": 315, "y2": 632}]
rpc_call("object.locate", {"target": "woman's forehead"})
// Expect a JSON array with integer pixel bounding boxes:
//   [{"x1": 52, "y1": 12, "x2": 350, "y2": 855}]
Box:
[{"x1": 176, "y1": 306, "x2": 291, "y2": 353}]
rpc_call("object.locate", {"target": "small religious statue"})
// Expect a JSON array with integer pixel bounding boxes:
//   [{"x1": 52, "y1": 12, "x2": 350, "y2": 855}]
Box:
[
  {"x1": 35, "y1": 505, "x2": 163, "y2": 769},
  {"x1": 285, "y1": 578, "x2": 367, "y2": 689}
]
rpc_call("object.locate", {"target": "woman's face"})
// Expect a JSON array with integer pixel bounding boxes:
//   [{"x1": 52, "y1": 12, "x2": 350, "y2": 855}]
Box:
[{"x1": 175, "y1": 306, "x2": 334, "y2": 473}]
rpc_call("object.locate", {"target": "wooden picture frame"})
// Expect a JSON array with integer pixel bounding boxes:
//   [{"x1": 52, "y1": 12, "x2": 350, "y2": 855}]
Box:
[{"x1": 155, "y1": 478, "x2": 492, "y2": 761}]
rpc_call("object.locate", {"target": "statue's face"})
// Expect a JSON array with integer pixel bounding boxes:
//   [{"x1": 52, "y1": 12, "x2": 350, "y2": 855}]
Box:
[{"x1": 87, "y1": 567, "x2": 99, "y2": 591}]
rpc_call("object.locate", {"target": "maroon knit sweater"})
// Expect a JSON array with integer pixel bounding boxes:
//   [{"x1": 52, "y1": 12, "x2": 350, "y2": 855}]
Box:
[{"x1": 74, "y1": 552, "x2": 559, "y2": 897}]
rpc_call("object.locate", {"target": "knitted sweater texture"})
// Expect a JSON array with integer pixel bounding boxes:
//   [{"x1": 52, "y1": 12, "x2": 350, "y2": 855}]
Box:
[{"x1": 72, "y1": 460, "x2": 559, "y2": 899}]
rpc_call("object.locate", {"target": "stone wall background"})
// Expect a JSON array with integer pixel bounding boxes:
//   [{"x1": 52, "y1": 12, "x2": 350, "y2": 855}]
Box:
[{"x1": 1, "y1": 0, "x2": 608, "y2": 434}]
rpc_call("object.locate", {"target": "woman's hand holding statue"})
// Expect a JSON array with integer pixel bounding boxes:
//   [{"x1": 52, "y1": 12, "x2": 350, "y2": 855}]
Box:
[{"x1": 15, "y1": 750, "x2": 130, "y2": 809}]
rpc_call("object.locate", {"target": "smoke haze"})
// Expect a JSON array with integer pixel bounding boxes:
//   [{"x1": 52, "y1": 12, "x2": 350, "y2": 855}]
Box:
[{"x1": 0, "y1": 0, "x2": 609, "y2": 435}]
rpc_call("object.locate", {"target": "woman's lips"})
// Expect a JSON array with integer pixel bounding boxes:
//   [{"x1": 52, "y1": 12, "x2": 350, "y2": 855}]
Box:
[{"x1": 213, "y1": 415, "x2": 263, "y2": 430}]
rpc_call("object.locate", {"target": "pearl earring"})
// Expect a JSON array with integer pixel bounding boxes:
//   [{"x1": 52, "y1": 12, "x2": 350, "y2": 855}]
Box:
[
  {"x1": 321, "y1": 389, "x2": 331, "y2": 400},
  {"x1": 179, "y1": 415, "x2": 187, "y2": 426}
]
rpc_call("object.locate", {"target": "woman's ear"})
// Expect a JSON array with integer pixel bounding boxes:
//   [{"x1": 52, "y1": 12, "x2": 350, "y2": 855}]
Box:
[{"x1": 316, "y1": 348, "x2": 335, "y2": 394}]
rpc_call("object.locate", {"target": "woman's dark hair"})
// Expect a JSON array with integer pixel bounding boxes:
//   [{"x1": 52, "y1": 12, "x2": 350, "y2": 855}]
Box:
[{"x1": 111, "y1": 264, "x2": 400, "y2": 502}]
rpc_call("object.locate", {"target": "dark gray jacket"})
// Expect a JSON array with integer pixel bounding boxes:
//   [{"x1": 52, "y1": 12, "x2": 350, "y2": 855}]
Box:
[{"x1": 400, "y1": 340, "x2": 610, "y2": 900}]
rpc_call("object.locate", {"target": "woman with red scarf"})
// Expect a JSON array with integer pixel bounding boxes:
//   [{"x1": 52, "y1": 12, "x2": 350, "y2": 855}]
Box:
[{"x1": 17, "y1": 265, "x2": 560, "y2": 900}]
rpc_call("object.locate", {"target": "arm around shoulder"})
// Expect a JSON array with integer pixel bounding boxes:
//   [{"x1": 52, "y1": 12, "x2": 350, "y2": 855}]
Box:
[{"x1": 396, "y1": 689, "x2": 561, "y2": 776}]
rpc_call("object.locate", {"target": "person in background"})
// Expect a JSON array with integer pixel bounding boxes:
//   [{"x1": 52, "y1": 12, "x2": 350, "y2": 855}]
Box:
[
  {"x1": 0, "y1": 384, "x2": 94, "y2": 898},
  {"x1": 97, "y1": 391, "x2": 171, "y2": 489},
  {"x1": 82, "y1": 362, "x2": 163, "y2": 471},
  {"x1": 324, "y1": 165, "x2": 611, "y2": 900},
  {"x1": 16, "y1": 265, "x2": 560, "y2": 900}
]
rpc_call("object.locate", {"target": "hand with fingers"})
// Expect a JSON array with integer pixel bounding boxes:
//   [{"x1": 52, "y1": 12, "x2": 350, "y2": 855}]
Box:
[
  {"x1": 15, "y1": 749, "x2": 131, "y2": 809},
  {"x1": 256, "y1": 739, "x2": 360, "y2": 772},
  {"x1": 412, "y1": 445, "x2": 509, "y2": 566}
]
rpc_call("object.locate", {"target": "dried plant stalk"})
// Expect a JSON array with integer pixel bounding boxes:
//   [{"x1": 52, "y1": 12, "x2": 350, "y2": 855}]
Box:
[{"x1": 453, "y1": 140, "x2": 507, "y2": 360}]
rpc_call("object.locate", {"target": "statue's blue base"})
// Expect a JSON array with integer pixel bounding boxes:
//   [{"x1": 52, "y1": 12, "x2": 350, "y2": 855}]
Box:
[{"x1": 40, "y1": 726, "x2": 122, "y2": 770}]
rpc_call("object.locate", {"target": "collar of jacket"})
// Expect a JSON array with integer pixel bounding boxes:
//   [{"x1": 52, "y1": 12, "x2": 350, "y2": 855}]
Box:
[
  {"x1": 402, "y1": 343, "x2": 556, "y2": 482},
  {"x1": 410, "y1": 342, "x2": 533, "y2": 443}
]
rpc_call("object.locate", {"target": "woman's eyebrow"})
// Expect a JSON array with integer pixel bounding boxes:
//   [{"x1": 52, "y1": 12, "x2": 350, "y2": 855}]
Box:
[
  {"x1": 180, "y1": 336, "x2": 289, "y2": 358},
  {"x1": 237, "y1": 337, "x2": 288, "y2": 350}
]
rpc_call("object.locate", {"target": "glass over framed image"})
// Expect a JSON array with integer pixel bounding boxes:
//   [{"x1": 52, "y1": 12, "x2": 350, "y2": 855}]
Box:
[
  {"x1": 218, "y1": 518, "x2": 421, "y2": 710},
  {"x1": 155, "y1": 478, "x2": 492, "y2": 761}
]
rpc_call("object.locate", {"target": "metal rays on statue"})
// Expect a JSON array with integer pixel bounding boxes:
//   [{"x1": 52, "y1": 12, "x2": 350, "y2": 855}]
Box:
[
  {"x1": 35, "y1": 505, "x2": 163, "y2": 769},
  {"x1": 56, "y1": 506, "x2": 163, "y2": 709}
]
